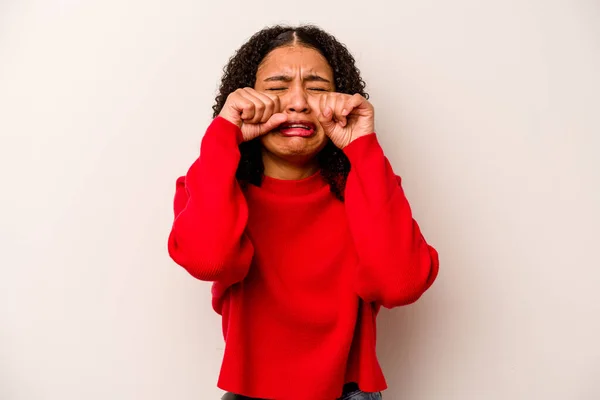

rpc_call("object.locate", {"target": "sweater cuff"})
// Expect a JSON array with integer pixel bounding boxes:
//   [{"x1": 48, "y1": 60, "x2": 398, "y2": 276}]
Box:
[
  {"x1": 208, "y1": 116, "x2": 244, "y2": 145},
  {"x1": 342, "y1": 133, "x2": 380, "y2": 164}
]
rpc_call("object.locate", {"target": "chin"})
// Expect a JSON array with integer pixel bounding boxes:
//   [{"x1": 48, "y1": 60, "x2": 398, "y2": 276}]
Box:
[{"x1": 260, "y1": 132, "x2": 327, "y2": 160}]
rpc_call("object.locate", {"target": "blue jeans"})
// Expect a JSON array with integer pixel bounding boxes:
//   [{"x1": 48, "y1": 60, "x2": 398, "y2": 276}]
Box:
[
  {"x1": 222, "y1": 383, "x2": 382, "y2": 399},
  {"x1": 339, "y1": 389, "x2": 382, "y2": 400}
]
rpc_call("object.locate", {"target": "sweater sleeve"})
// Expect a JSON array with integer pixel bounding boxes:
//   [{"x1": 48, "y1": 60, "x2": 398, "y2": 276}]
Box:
[
  {"x1": 168, "y1": 116, "x2": 254, "y2": 287},
  {"x1": 343, "y1": 133, "x2": 439, "y2": 308}
]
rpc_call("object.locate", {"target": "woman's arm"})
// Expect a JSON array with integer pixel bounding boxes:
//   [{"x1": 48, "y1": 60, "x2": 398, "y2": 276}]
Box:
[
  {"x1": 168, "y1": 117, "x2": 254, "y2": 287},
  {"x1": 344, "y1": 133, "x2": 439, "y2": 308}
]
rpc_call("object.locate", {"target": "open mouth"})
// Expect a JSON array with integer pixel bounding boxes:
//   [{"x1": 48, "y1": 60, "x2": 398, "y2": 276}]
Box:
[{"x1": 277, "y1": 121, "x2": 317, "y2": 137}]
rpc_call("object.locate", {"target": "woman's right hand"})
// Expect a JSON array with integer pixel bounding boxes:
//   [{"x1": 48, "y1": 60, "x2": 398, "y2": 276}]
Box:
[{"x1": 218, "y1": 88, "x2": 288, "y2": 142}]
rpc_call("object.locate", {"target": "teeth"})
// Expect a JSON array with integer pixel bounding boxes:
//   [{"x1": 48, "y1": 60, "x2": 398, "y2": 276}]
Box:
[{"x1": 286, "y1": 124, "x2": 310, "y2": 129}]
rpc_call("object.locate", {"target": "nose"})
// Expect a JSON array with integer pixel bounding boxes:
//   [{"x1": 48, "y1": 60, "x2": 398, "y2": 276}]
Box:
[{"x1": 283, "y1": 85, "x2": 310, "y2": 114}]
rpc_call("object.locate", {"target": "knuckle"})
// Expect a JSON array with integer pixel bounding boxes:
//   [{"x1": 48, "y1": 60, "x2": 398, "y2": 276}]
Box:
[{"x1": 227, "y1": 91, "x2": 238, "y2": 101}]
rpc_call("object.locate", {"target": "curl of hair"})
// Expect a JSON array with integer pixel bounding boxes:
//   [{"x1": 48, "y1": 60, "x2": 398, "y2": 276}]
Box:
[{"x1": 212, "y1": 25, "x2": 368, "y2": 200}]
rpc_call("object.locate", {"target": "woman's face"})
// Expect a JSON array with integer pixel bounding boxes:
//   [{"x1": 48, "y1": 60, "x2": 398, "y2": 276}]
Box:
[{"x1": 254, "y1": 45, "x2": 334, "y2": 164}]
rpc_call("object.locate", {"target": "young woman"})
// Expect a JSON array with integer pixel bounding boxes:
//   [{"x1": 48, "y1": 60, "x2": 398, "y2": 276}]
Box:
[{"x1": 168, "y1": 25, "x2": 439, "y2": 400}]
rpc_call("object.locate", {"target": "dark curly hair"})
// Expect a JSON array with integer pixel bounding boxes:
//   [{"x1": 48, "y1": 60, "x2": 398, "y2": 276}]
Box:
[{"x1": 212, "y1": 25, "x2": 369, "y2": 200}]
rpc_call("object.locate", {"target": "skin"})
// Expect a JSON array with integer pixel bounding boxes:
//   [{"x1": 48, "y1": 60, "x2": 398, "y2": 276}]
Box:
[{"x1": 218, "y1": 45, "x2": 375, "y2": 180}]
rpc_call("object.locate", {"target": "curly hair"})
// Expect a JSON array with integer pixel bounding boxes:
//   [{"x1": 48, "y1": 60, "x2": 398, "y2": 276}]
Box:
[{"x1": 212, "y1": 25, "x2": 369, "y2": 200}]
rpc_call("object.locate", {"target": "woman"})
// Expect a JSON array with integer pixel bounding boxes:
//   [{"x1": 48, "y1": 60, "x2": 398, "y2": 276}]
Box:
[{"x1": 168, "y1": 25, "x2": 439, "y2": 400}]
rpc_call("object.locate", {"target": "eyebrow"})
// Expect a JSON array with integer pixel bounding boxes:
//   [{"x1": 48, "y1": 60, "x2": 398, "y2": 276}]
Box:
[{"x1": 263, "y1": 74, "x2": 331, "y2": 83}]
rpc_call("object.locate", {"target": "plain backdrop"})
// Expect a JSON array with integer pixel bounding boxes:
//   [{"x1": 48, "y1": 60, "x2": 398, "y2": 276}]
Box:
[{"x1": 1, "y1": 0, "x2": 599, "y2": 399}]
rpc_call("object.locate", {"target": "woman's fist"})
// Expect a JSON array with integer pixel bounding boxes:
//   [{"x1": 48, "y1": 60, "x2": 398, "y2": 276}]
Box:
[
  {"x1": 317, "y1": 93, "x2": 374, "y2": 149},
  {"x1": 219, "y1": 88, "x2": 288, "y2": 142}
]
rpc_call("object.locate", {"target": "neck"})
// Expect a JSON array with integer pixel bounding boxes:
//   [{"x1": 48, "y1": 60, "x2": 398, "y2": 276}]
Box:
[{"x1": 262, "y1": 151, "x2": 319, "y2": 180}]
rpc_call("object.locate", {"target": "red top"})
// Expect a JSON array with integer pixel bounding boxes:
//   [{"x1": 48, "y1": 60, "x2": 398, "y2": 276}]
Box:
[{"x1": 168, "y1": 117, "x2": 439, "y2": 400}]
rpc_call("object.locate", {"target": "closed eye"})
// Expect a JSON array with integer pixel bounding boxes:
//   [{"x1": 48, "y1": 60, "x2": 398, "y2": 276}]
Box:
[{"x1": 265, "y1": 87, "x2": 330, "y2": 92}]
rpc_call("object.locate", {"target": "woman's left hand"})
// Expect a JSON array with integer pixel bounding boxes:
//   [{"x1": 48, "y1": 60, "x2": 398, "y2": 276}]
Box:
[{"x1": 318, "y1": 93, "x2": 375, "y2": 149}]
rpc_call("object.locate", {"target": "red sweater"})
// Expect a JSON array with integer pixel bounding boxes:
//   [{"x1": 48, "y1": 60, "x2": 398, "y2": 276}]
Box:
[{"x1": 168, "y1": 117, "x2": 439, "y2": 400}]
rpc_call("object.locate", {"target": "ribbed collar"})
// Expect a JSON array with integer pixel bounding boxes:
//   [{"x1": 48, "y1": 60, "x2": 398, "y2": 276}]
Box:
[{"x1": 258, "y1": 171, "x2": 328, "y2": 196}]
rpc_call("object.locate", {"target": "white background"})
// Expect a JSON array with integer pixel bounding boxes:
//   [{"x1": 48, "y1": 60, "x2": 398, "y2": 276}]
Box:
[{"x1": 1, "y1": 1, "x2": 599, "y2": 399}]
